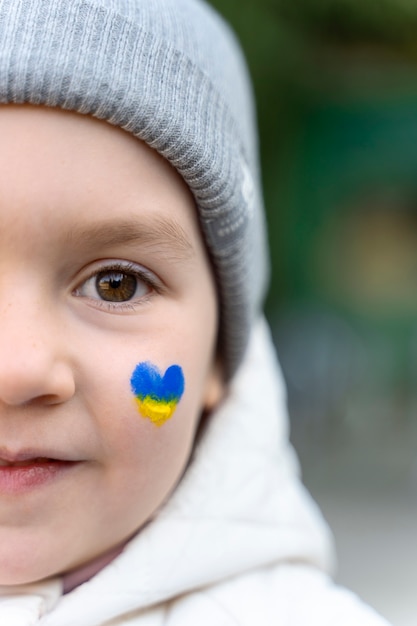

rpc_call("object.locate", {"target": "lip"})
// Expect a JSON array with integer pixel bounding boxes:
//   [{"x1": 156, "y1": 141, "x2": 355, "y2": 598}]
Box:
[{"x1": 0, "y1": 450, "x2": 80, "y2": 495}]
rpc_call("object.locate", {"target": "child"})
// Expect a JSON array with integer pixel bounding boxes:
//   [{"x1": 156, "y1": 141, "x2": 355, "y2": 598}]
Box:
[{"x1": 0, "y1": 0, "x2": 391, "y2": 624}]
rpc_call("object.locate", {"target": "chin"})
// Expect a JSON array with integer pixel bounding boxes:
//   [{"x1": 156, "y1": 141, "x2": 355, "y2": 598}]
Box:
[{"x1": 0, "y1": 536, "x2": 60, "y2": 586}]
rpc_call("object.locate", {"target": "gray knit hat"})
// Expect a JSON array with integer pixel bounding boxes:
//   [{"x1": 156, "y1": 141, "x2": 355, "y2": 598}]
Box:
[{"x1": 0, "y1": 0, "x2": 269, "y2": 378}]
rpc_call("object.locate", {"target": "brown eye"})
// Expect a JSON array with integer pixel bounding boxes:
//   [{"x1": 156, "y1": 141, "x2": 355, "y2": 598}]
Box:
[
  {"x1": 74, "y1": 262, "x2": 152, "y2": 307},
  {"x1": 95, "y1": 271, "x2": 138, "y2": 302}
]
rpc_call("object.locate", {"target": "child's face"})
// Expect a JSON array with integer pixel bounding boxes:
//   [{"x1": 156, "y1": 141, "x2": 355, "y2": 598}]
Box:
[{"x1": 0, "y1": 105, "x2": 222, "y2": 585}]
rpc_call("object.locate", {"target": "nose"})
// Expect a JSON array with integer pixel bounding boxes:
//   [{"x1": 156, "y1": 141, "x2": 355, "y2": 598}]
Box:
[{"x1": 0, "y1": 300, "x2": 75, "y2": 407}]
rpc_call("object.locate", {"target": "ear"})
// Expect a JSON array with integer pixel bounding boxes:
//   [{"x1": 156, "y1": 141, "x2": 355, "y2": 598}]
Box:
[{"x1": 202, "y1": 358, "x2": 225, "y2": 412}]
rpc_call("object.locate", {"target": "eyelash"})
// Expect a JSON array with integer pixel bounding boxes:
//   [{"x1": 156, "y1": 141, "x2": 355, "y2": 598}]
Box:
[{"x1": 73, "y1": 261, "x2": 160, "y2": 312}]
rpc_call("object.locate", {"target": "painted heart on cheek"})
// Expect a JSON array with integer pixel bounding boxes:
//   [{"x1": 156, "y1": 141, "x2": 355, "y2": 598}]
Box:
[{"x1": 130, "y1": 362, "x2": 185, "y2": 427}]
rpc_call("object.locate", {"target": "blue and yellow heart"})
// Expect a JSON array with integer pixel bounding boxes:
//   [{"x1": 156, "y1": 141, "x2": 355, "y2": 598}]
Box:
[{"x1": 130, "y1": 362, "x2": 185, "y2": 427}]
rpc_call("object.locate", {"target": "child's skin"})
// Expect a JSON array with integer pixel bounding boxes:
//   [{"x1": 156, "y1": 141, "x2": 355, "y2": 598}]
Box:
[{"x1": 0, "y1": 105, "x2": 223, "y2": 585}]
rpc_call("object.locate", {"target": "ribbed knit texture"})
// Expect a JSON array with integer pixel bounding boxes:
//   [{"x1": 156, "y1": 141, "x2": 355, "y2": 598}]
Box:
[{"x1": 0, "y1": 0, "x2": 269, "y2": 377}]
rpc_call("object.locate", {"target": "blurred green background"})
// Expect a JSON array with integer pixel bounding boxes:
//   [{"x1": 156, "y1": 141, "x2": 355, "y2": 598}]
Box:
[
  {"x1": 208, "y1": 0, "x2": 417, "y2": 453},
  {"x1": 206, "y1": 5, "x2": 417, "y2": 621}
]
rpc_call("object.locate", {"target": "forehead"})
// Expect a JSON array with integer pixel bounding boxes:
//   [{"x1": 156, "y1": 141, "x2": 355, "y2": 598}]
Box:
[{"x1": 0, "y1": 105, "x2": 203, "y2": 258}]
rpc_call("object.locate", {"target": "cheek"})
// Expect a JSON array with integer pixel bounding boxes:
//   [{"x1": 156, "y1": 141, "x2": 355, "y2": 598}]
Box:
[
  {"x1": 94, "y1": 362, "x2": 198, "y2": 527},
  {"x1": 73, "y1": 345, "x2": 210, "y2": 543},
  {"x1": 96, "y1": 358, "x2": 198, "y2": 480}
]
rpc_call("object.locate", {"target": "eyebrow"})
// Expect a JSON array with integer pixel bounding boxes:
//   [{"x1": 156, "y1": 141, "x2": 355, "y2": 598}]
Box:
[{"x1": 63, "y1": 215, "x2": 195, "y2": 262}]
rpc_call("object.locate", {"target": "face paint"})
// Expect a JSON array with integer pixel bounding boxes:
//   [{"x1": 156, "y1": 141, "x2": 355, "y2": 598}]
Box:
[{"x1": 130, "y1": 362, "x2": 185, "y2": 426}]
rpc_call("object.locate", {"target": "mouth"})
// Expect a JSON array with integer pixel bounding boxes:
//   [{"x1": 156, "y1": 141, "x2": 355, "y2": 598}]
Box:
[
  {"x1": 0, "y1": 452, "x2": 79, "y2": 494},
  {"x1": 0, "y1": 457, "x2": 58, "y2": 467}
]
